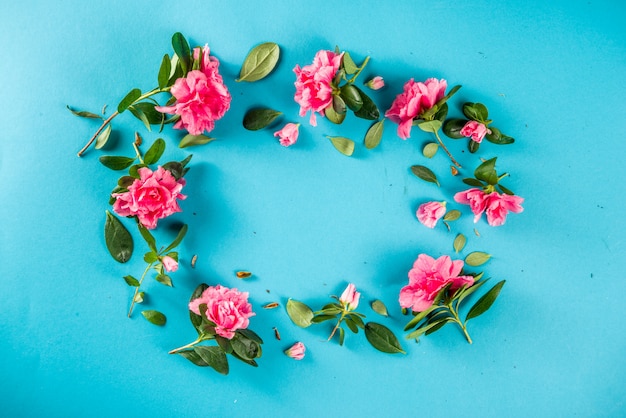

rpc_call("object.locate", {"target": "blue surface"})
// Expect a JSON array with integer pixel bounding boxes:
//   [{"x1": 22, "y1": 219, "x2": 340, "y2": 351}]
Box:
[{"x1": 1, "y1": 1, "x2": 625, "y2": 416}]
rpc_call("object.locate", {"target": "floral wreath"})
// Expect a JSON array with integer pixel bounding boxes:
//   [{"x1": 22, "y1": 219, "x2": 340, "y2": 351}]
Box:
[{"x1": 70, "y1": 33, "x2": 523, "y2": 374}]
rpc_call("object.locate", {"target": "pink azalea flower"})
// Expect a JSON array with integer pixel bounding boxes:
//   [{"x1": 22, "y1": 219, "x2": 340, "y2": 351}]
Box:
[
  {"x1": 365, "y1": 76, "x2": 385, "y2": 90},
  {"x1": 416, "y1": 201, "x2": 446, "y2": 228},
  {"x1": 188, "y1": 285, "x2": 255, "y2": 340},
  {"x1": 161, "y1": 255, "x2": 178, "y2": 272},
  {"x1": 284, "y1": 341, "x2": 306, "y2": 360},
  {"x1": 484, "y1": 192, "x2": 524, "y2": 226},
  {"x1": 385, "y1": 78, "x2": 448, "y2": 139},
  {"x1": 293, "y1": 50, "x2": 343, "y2": 126},
  {"x1": 399, "y1": 254, "x2": 474, "y2": 312},
  {"x1": 156, "y1": 45, "x2": 231, "y2": 135},
  {"x1": 460, "y1": 120, "x2": 491, "y2": 143},
  {"x1": 339, "y1": 283, "x2": 360, "y2": 311},
  {"x1": 112, "y1": 166, "x2": 186, "y2": 229},
  {"x1": 453, "y1": 188, "x2": 488, "y2": 223},
  {"x1": 274, "y1": 122, "x2": 300, "y2": 147}
]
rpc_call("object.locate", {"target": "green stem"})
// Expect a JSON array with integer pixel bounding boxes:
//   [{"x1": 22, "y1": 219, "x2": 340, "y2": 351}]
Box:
[
  {"x1": 133, "y1": 142, "x2": 144, "y2": 165},
  {"x1": 168, "y1": 336, "x2": 205, "y2": 354},
  {"x1": 448, "y1": 305, "x2": 472, "y2": 344},
  {"x1": 433, "y1": 129, "x2": 462, "y2": 169},
  {"x1": 128, "y1": 262, "x2": 154, "y2": 318},
  {"x1": 327, "y1": 311, "x2": 347, "y2": 341},
  {"x1": 346, "y1": 56, "x2": 370, "y2": 84}
]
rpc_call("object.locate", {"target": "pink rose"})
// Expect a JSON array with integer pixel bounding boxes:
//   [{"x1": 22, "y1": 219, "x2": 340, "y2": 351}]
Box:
[
  {"x1": 188, "y1": 285, "x2": 255, "y2": 340},
  {"x1": 161, "y1": 255, "x2": 178, "y2": 272},
  {"x1": 156, "y1": 45, "x2": 231, "y2": 135},
  {"x1": 453, "y1": 188, "x2": 488, "y2": 223},
  {"x1": 399, "y1": 254, "x2": 474, "y2": 312},
  {"x1": 293, "y1": 50, "x2": 343, "y2": 126},
  {"x1": 284, "y1": 341, "x2": 306, "y2": 360},
  {"x1": 112, "y1": 166, "x2": 186, "y2": 229},
  {"x1": 484, "y1": 192, "x2": 524, "y2": 226},
  {"x1": 339, "y1": 283, "x2": 360, "y2": 311},
  {"x1": 274, "y1": 123, "x2": 300, "y2": 147},
  {"x1": 365, "y1": 76, "x2": 385, "y2": 90},
  {"x1": 385, "y1": 78, "x2": 447, "y2": 139},
  {"x1": 416, "y1": 201, "x2": 446, "y2": 228},
  {"x1": 460, "y1": 120, "x2": 491, "y2": 143}
]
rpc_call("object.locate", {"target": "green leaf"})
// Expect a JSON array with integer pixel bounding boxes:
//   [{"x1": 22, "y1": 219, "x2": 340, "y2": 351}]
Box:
[
  {"x1": 286, "y1": 299, "x2": 314, "y2": 328},
  {"x1": 327, "y1": 136, "x2": 355, "y2": 156},
  {"x1": 410, "y1": 165, "x2": 440, "y2": 187},
  {"x1": 353, "y1": 87, "x2": 380, "y2": 120},
  {"x1": 94, "y1": 124, "x2": 112, "y2": 150},
  {"x1": 177, "y1": 349, "x2": 209, "y2": 367},
  {"x1": 116, "y1": 175, "x2": 134, "y2": 188},
  {"x1": 137, "y1": 223, "x2": 157, "y2": 253},
  {"x1": 462, "y1": 178, "x2": 485, "y2": 187},
  {"x1": 434, "y1": 103, "x2": 449, "y2": 123},
  {"x1": 342, "y1": 51, "x2": 358, "y2": 74},
  {"x1": 406, "y1": 317, "x2": 451, "y2": 341},
  {"x1": 128, "y1": 105, "x2": 151, "y2": 131},
  {"x1": 443, "y1": 209, "x2": 461, "y2": 221},
  {"x1": 453, "y1": 233, "x2": 466, "y2": 253},
  {"x1": 117, "y1": 88, "x2": 141, "y2": 114},
  {"x1": 144, "y1": 251, "x2": 158, "y2": 263},
  {"x1": 365, "y1": 322, "x2": 405, "y2": 354},
  {"x1": 123, "y1": 275, "x2": 140, "y2": 287},
  {"x1": 164, "y1": 224, "x2": 188, "y2": 253},
  {"x1": 179, "y1": 134, "x2": 215, "y2": 148},
  {"x1": 442, "y1": 118, "x2": 468, "y2": 139},
  {"x1": 364, "y1": 119, "x2": 384, "y2": 150},
  {"x1": 104, "y1": 211, "x2": 133, "y2": 263},
  {"x1": 474, "y1": 157, "x2": 498, "y2": 185},
  {"x1": 156, "y1": 274, "x2": 173, "y2": 287},
  {"x1": 231, "y1": 336, "x2": 261, "y2": 360},
  {"x1": 469, "y1": 140, "x2": 480, "y2": 153},
  {"x1": 189, "y1": 284, "x2": 208, "y2": 333},
  {"x1": 338, "y1": 327, "x2": 345, "y2": 346},
  {"x1": 455, "y1": 278, "x2": 488, "y2": 308},
  {"x1": 465, "y1": 251, "x2": 492, "y2": 267},
  {"x1": 340, "y1": 84, "x2": 363, "y2": 112},
  {"x1": 242, "y1": 108, "x2": 282, "y2": 130},
  {"x1": 143, "y1": 138, "x2": 166, "y2": 165},
  {"x1": 162, "y1": 161, "x2": 183, "y2": 179},
  {"x1": 498, "y1": 184, "x2": 515, "y2": 195},
  {"x1": 486, "y1": 127, "x2": 515, "y2": 145},
  {"x1": 66, "y1": 105, "x2": 103, "y2": 119},
  {"x1": 141, "y1": 310, "x2": 166, "y2": 326},
  {"x1": 311, "y1": 314, "x2": 337, "y2": 323},
  {"x1": 371, "y1": 299, "x2": 389, "y2": 317},
  {"x1": 403, "y1": 305, "x2": 438, "y2": 331},
  {"x1": 193, "y1": 346, "x2": 229, "y2": 375},
  {"x1": 171, "y1": 32, "x2": 191, "y2": 74},
  {"x1": 325, "y1": 102, "x2": 346, "y2": 124},
  {"x1": 237, "y1": 42, "x2": 280, "y2": 82},
  {"x1": 237, "y1": 328, "x2": 264, "y2": 344},
  {"x1": 422, "y1": 142, "x2": 439, "y2": 158},
  {"x1": 417, "y1": 120, "x2": 442, "y2": 133},
  {"x1": 345, "y1": 317, "x2": 359, "y2": 333},
  {"x1": 466, "y1": 280, "x2": 505, "y2": 322},
  {"x1": 134, "y1": 291, "x2": 145, "y2": 303},
  {"x1": 463, "y1": 102, "x2": 488, "y2": 122},
  {"x1": 158, "y1": 54, "x2": 171, "y2": 90},
  {"x1": 332, "y1": 95, "x2": 347, "y2": 115},
  {"x1": 99, "y1": 156, "x2": 136, "y2": 171}
]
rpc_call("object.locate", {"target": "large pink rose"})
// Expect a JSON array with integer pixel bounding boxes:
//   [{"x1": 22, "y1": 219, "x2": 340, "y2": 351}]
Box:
[
  {"x1": 453, "y1": 188, "x2": 488, "y2": 223},
  {"x1": 293, "y1": 50, "x2": 343, "y2": 126},
  {"x1": 156, "y1": 45, "x2": 231, "y2": 135},
  {"x1": 112, "y1": 166, "x2": 186, "y2": 229},
  {"x1": 460, "y1": 120, "x2": 490, "y2": 143},
  {"x1": 416, "y1": 201, "x2": 446, "y2": 228},
  {"x1": 399, "y1": 254, "x2": 474, "y2": 312},
  {"x1": 484, "y1": 192, "x2": 524, "y2": 226},
  {"x1": 385, "y1": 78, "x2": 447, "y2": 139},
  {"x1": 188, "y1": 285, "x2": 255, "y2": 340}
]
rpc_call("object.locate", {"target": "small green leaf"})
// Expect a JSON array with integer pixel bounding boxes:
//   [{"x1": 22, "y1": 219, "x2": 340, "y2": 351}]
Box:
[
  {"x1": 443, "y1": 118, "x2": 468, "y2": 139},
  {"x1": 498, "y1": 184, "x2": 515, "y2": 195},
  {"x1": 123, "y1": 275, "x2": 140, "y2": 287},
  {"x1": 66, "y1": 105, "x2": 103, "y2": 119},
  {"x1": 94, "y1": 125, "x2": 112, "y2": 150},
  {"x1": 342, "y1": 51, "x2": 358, "y2": 74},
  {"x1": 453, "y1": 233, "x2": 466, "y2": 253},
  {"x1": 325, "y1": 102, "x2": 346, "y2": 124},
  {"x1": 462, "y1": 178, "x2": 485, "y2": 187},
  {"x1": 137, "y1": 224, "x2": 157, "y2": 253},
  {"x1": 443, "y1": 209, "x2": 461, "y2": 221},
  {"x1": 469, "y1": 140, "x2": 480, "y2": 153},
  {"x1": 338, "y1": 327, "x2": 345, "y2": 346},
  {"x1": 311, "y1": 314, "x2": 337, "y2": 323},
  {"x1": 133, "y1": 102, "x2": 166, "y2": 125},
  {"x1": 465, "y1": 251, "x2": 492, "y2": 267},
  {"x1": 286, "y1": 299, "x2": 314, "y2": 328},
  {"x1": 99, "y1": 156, "x2": 136, "y2": 171},
  {"x1": 345, "y1": 317, "x2": 359, "y2": 333},
  {"x1": 162, "y1": 161, "x2": 183, "y2": 179},
  {"x1": 117, "y1": 88, "x2": 141, "y2": 114},
  {"x1": 486, "y1": 127, "x2": 515, "y2": 145},
  {"x1": 371, "y1": 300, "x2": 389, "y2": 317},
  {"x1": 422, "y1": 142, "x2": 439, "y2": 158},
  {"x1": 364, "y1": 119, "x2": 384, "y2": 150},
  {"x1": 416, "y1": 120, "x2": 442, "y2": 133},
  {"x1": 143, "y1": 138, "x2": 166, "y2": 165},
  {"x1": 332, "y1": 95, "x2": 347, "y2": 115},
  {"x1": 242, "y1": 108, "x2": 282, "y2": 130},
  {"x1": 455, "y1": 278, "x2": 488, "y2": 308},
  {"x1": 237, "y1": 328, "x2": 264, "y2": 344},
  {"x1": 128, "y1": 106, "x2": 151, "y2": 131},
  {"x1": 193, "y1": 346, "x2": 229, "y2": 375},
  {"x1": 134, "y1": 291, "x2": 145, "y2": 304},
  {"x1": 403, "y1": 305, "x2": 438, "y2": 331},
  {"x1": 466, "y1": 280, "x2": 505, "y2": 322},
  {"x1": 410, "y1": 165, "x2": 440, "y2": 187},
  {"x1": 474, "y1": 157, "x2": 498, "y2": 185},
  {"x1": 158, "y1": 54, "x2": 171, "y2": 89},
  {"x1": 164, "y1": 224, "x2": 188, "y2": 253},
  {"x1": 156, "y1": 274, "x2": 173, "y2": 287},
  {"x1": 365, "y1": 322, "x2": 405, "y2": 354},
  {"x1": 177, "y1": 349, "x2": 209, "y2": 367},
  {"x1": 237, "y1": 42, "x2": 280, "y2": 82},
  {"x1": 406, "y1": 317, "x2": 452, "y2": 341},
  {"x1": 179, "y1": 134, "x2": 215, "y2": 148},
  {"x1": 171, "y1": 32, "x2": 191, "y2": 74},
  {"x1": 327, "y1": 136, "x2": 355, "y2": 156},
  {"x1": 353, "y1": 87, "x2": 380, "y2": 120},
  {"x1": 463, "y1": 102, "x2": 488, "y2": 122},
  {"x1": 141, "y1": 310, "x2": 166, "y2": 326},
  {"x1": 340, "y1": 84, "x2": 363, "y2": 112},
  {"x1": 104, "y1": 211, "x2": 133, "y2": 263},
  {"x1": 189, "y1": 284, "x2": 208, "y2": 333},
  {"x1": 231, "y1": 336, "x2": 261, "y2": 360}
]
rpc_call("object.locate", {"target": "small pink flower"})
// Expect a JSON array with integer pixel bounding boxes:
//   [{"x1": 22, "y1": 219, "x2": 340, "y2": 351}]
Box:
[
  {"x1": 112, "y1": 166, "x2": 186, "y2": 229},
  {"x1": 284, "y1": 342, "x2": 306, "y2": 360},
  {"x1": 161, "y1": 255, "x2": 178, "y2": 272},
  {"x1": 453, "y1": 188, "x2": 488, "y2": 223},
  {"x1": 460, "y1": 120, "x2": 491, "y2": 143},
  {"x1": 188, "y1": 285, "x2": 255, "y2": 340},
  {"x1": 416, "y1": 201, "x2": 446, "y2": 228},
  {"x1": 399, "y1": 254, "x2": 474, "y2": 312},
  {"x1": 293, "y1": 50, "x2": 343, "y2": 126},
  {"x1": 156, "y1": 45, "x2": 231, "y2": 135},
  {"x1": 484, "y1": 192, "x2": 524, "y2": 226},
  {"x1": 365, "y1": 76, "x2": 385, "y2": 90},
  {"x1": 274, "y1": 123, "x2": 300, "y2": 147},
  {"x1": 385, "y1": 78, "x2": 448, "y2": 139},
  {"x1": 339, "y1": 283, "x2": 360, "y2": 311}
]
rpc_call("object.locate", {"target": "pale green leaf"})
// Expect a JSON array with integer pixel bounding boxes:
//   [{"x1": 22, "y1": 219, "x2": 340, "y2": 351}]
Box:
[
  {"x1": 237, "y1": 42, "x2": 280, "y2": 82},
  {"x1": 453, "y1": 233, "x2": 466, "y2": 253},
  {"x1": 364, "y1": 119, "x2": 384, "y2": 150},
  {"x1": 327, "y1": 136, "x2": 355, "y2": 156},
  {"x1": 365, "y1": 322, "x2": 405, "y2": 354},
  {"x1": 422, "y1": 142, "x2": 439, "y2": 158},
  {"x1": 465, "y1": 251, "x2": 492, "y2": 267},
  {"x1": 141, "y1": 310, "x2": 166, "y2": 326},
  {"x1": 286, "y1": 299, "x2": 314, "y2": 328}
]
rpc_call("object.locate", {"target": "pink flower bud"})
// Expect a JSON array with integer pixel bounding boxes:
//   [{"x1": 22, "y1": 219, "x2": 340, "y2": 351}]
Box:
[
  {"x1": 284, "y1": 341, "x2": 306, "y2": 360},
  {"x1": 339, "y1": 283, "x2": 360, "y2": 311},
  {"x1": 273, "y1": 123, "x2": 300, "y2": 147},
  {"x1": 416, "y1": 201, "x2": 446, "y2": 228},
  {"x1": 161, "y1": 255, "x2": 178, "y2": 272},
  {"x1": 365, "y1": 76, "x2": 385, "y2": 90},
  {"x1": 460, "y1": 120, "x2": 491, "y2": 143}
]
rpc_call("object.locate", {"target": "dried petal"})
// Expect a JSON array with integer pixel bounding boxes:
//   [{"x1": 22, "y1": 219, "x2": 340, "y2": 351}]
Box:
[
  {"x1": 263, "y1": 302, "x2": 279, "y2": 309},
  {"x1": 273, "y1": 327, "x2": 281, "y2": 340},
  {"x1": 191, "y1": 254, "x2": 197, "y2": 268},
  {"x1": 236, "y1": 271, "x2": 252, "y2": 279}
]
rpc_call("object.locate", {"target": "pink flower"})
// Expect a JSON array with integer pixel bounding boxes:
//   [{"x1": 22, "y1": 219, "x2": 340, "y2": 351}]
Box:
[
  {"x1": 339, "y1": 283, "x2": 361, "y2": 311},
  {"x1": 112, "y1": 166, "x2": 186, "y2": 229},
  {"x1": 274, "y1": 123, "x2": 300, "y2": 147},
  {"x1": 399, "y1": 254, "x2": 474, "y2": 312},
  {"x1": 293, "y1": 50, "x2": 343, "y2": 126},
  {"x1": 385, "y1": 78, "x2": 448, "y2": 139},
  {"x1": 484, "y1": 192, "x2": 524, "y2": 226},
  {"x1": 156, "y1": 45, "x2": 231, "y2": 135},
  {"x1": 416, "y1": 201, "x2": 446, "y2": 228},
  {"x1": 460, "y1": 120, "x2": 491, "y2": 143},
  {"x1": 188, "y1": 285, "x2": 255, "y2": 340},
  {"x1": 365, "y1": 76, "x2": 385, "y2": 90},
  {"x1": 284, "y1": 342, "x2": 306, "y2": 360},
  {"x1": 453, "y1": 188, "x2": 488, "y2": 223},
  {"x1": 161, "y1": 255, "x2": 178, "y2": 272}
]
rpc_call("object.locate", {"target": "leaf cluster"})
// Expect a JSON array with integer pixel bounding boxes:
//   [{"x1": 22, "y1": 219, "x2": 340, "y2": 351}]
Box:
[{"x1": 462, "y1": 157, "x2": 515, "y2": 195}]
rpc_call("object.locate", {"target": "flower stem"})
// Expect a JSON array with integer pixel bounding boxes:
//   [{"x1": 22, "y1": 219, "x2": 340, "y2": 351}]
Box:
[
  {"x1": 448, "y1": 305, "x2": 472, "y2": 344},
  {"x1": 434, "y1": 129, "x2": 462, "y2": 169},
  {"x1": 168, "y1": 336, "x2": 204, "y2": 354},
  {"x1": 327, "y1": 311, "x2": 347, "y2": 341},
  {"x1": 346, "y1": 56, "x2": 370, "y2": 84},
  {"x1": 128, "y1": 262, "x2": 154, "y2": 318},
  {"x1": 133, "y1": 142, "x2": 144, "y2": 165}
]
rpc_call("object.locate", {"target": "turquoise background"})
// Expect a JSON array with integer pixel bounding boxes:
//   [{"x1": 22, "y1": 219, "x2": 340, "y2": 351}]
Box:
[{"x1": 1, "y1": 0, "x2": 625, "y2": 416}]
